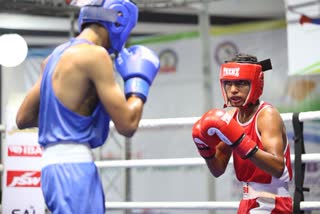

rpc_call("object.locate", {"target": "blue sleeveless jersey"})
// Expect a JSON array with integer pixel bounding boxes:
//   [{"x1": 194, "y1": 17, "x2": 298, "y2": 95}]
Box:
[{"x1": 39, "y1": 38, "x2": 110, "y2": 148}]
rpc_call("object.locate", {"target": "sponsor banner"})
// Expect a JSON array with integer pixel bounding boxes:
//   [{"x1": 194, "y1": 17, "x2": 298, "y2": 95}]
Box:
[
  {"x1": 8, "y1": 145, "x2": 42, "y2": 157},
  {"x1": 2, "y1": 99, "x2": 45, "y2": 214},
  {"x1": 6, "y1": 171, "x2": 41, "y2": 188}
]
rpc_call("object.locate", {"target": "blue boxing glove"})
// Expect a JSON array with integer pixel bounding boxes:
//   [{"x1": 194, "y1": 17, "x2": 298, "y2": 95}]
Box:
[{"x1": 115, "y1": 45, "x2": 160, "y2": 103}]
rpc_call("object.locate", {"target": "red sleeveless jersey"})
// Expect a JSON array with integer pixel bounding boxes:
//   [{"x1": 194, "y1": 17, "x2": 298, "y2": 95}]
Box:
[{"x1": 232, "y1": 101, "x2": 293, "y2": 183}]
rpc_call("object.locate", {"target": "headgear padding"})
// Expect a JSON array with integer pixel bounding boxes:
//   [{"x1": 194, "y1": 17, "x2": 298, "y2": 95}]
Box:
[
  {"x1": 220, "y1": 62, "x2": 264, "y2": 107},
  {"x1": 78, "y1": 0, "x2": 138, "y2": 54}
]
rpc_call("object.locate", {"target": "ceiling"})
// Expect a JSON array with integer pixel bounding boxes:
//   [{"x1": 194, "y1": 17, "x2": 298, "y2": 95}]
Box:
[
  {"x1": 0, "y1": 0, "x2": 286, "y2": 18},
  {"x1": 0, "y1": 0, "x2": 286, "y2": 46}
]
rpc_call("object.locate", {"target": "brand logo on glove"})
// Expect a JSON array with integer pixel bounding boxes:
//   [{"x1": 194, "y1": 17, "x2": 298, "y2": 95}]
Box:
[
  {"x1": 194, "y1": 137, "x2": 209, "y2": 148},
  {"x1": 223, "y1": 67, "x2": 240, "y2": 77}
]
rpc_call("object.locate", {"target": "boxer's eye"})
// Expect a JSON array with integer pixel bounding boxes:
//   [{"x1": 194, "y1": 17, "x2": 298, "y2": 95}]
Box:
[{"x1": 223, "y1": 80, "x2": 250, "y2": 87}]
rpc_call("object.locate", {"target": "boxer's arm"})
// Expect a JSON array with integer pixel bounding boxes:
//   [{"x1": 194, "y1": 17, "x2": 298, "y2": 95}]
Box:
[
  {"x1": 86, "y1": 46, "x2": 144, "y2": 137},
  {"x1": 192, "y1": 113, "x2": 232, "y2": 177},
  {"x1": 16, "y1": 56, "x2": 50, "y2": 129},
  {"x1": 248, "y1": 107, "x2": 286, "y2": 178},
  {"x1": 16, "y1": 71, "x2": 43, "y2": 129},
  {"x1": 205, "y1": 142, "x2": 232, "y2": 177}
]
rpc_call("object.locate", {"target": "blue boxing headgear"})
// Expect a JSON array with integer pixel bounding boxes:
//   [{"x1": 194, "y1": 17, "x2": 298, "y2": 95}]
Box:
[{"x1": 77, "y1": 0, "x2": 138, "y2": 54}]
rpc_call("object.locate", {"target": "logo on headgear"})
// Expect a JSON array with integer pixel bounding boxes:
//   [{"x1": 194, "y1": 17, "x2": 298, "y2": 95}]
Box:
[{"x1": 223, "y1": 67, "x2": 240, "y2": 77}]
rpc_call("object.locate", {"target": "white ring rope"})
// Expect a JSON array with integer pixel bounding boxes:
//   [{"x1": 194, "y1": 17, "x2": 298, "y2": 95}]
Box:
[
  {"x1": 105, "y1": 201, "x2": 320, "y2": 211},
  {"x1": 134, "y1": 110, "x2": 320, "y2": 130},
  {"x1": 0, "y1": 110, "x2": 319, "y2": 132},
  {"x1": 95, "y1": 153, "x2": 320, "y2": 169},
  {"x1": 106, "y1": 201, "x2": 240, "y2": 210},
  {"x1": 1, "y1": 154, "x2": 319, "y2": 171}
]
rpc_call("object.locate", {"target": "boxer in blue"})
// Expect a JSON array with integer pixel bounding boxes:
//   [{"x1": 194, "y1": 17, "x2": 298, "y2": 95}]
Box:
[{"x1": 16, "y1": 0, "x2": 160, "y2": 213}]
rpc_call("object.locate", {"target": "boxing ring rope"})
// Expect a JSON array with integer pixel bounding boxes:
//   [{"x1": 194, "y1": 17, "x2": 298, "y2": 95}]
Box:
[
  {"x1": 1, "y1": 110, "x2": 320, "y2": 211},
  {"x1": 132, "y1": 110, "x2": 320, "y2": 130},
  {"x1": 105, "y1": 201, "x2": 320, "y2": 211},
  {"x1": 95, "y1": 153, "x2": 320, "y2": 169}
]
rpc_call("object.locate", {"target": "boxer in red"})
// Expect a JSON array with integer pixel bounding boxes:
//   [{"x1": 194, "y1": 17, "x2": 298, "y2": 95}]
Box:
[{"x1": 192, "y1": 53, "x2": 293, "y2": 213}]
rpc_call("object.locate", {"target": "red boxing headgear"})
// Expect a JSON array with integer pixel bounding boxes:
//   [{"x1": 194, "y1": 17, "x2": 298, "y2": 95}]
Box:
[{"x1": 220, "y1": 62, "x2": 264, "y2": 107}]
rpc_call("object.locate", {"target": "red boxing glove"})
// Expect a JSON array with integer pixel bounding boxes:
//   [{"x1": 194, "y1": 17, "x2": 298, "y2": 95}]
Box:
[
  {"x1": 200, "y1": 109, "x2": 258, "y2": 159},
  {"x1": 192, "y1": 118, "x2": 220, "y2": 159}
]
